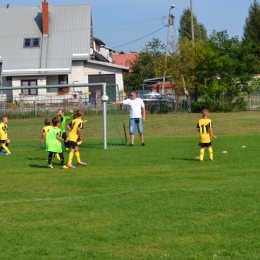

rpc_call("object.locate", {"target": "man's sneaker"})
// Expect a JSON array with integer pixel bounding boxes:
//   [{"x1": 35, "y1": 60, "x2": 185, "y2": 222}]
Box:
[
  {"x1": 141, "y1": 143, "x2": 145, "y2": 146},
  {"x1": 47, "y1": 164, "x2": 53, "y2": 168},
  {"x1": 60, "y1": 165, "x2": 68, "y2": 169},
  {"x1": 5, "y1": 152, "x2": 12, "y2": 156},
  {"x1": 66, "y1": 164, "x2": 75, "y2": 169},
  {"x1": 77, "y1": 162, "x2": 87, "y2": 166},
  {"x1": 210, "y1": 159, "x2": 214, "y2": 162},
  {"x1": 130, "y1": 143, "x2": 134, "y2": 146}
]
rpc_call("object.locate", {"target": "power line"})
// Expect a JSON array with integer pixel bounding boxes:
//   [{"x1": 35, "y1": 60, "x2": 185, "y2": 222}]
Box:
[{"x1": 111, "y1": 26, "x2": 166, "y2": 49}]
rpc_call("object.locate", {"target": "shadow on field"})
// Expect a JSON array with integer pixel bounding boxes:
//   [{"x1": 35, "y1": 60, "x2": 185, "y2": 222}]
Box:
[
  {"x1": 172, "y1": 157, "x2": 198, "y2": 162},
  {"x1": 27, "y1": 157, "x2": 47, "y2": 161},
  {"x1": 29, "y1": 164, "x2": 49, "y2": 168}
]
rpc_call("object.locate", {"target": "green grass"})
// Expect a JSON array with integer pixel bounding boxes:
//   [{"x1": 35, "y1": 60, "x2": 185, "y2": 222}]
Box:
[{"x1": 1, "y1": 112, "x2": 260, "y2": 259}]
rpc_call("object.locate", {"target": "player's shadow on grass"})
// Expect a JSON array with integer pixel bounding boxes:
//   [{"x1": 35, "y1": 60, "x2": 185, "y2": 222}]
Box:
[
  {"x1": 29, "y1": 164, "x2": 49, "y2": 168},
  {"x1": 27, "y1": 157, "x2": 48, "y2": 161},
  {"x1": 172, "y1": 157, "x2": 198, "y2": 162}
]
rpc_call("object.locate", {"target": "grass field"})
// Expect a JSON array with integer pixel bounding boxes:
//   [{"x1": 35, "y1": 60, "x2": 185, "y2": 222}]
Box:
[{"x1": 1, "y1": 111, "x2": 260, "y2": 259}]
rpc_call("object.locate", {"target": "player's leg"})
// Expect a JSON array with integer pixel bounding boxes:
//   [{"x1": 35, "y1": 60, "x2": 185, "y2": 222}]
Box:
[
  {"x1": 75, "y1": 146, "x2": 87, "y2": 166},
  {"x1": 47, "y1": 152, "x2": 54, "y2": 168},
  {"x1": 199, "y1": 143, "x2": 205, "y2": 162},
  {"x1": 59, "y1": 153, "x2": 67, "y2": 169},
  {"x1": 67, "y1": 141, "x2": 76, "y2": 168},
  {"x1": 208, "y1": 145, "x2": 214, "y2": 161},
  {"x1": 62, "y1": 132, "x2": 69, "y2": 150},
  {"x1": 1, "y1": 140, "x2": 11, "y2": 155}
]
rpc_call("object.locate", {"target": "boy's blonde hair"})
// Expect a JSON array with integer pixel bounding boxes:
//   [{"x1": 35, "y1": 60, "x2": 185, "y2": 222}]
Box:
[{"x1": 202, "y1": 109, "x2": 209, "y2": 117}]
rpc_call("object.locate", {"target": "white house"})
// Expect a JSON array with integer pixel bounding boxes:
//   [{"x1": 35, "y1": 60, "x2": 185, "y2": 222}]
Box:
[{"x1": 0, "y1": 1, "x2": 128, "y2": 102}]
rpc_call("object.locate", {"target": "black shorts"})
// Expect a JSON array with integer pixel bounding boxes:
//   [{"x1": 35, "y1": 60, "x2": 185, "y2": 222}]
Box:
[
  {"x1": 0, "y1": 140, "x2": 7, "y2": 144},
  {"x1": 67, "y1": 141, "x2": 77, "y2": 149},
  {"x1": 199, "y1": 142, "x2": 212, "y2": 148}
]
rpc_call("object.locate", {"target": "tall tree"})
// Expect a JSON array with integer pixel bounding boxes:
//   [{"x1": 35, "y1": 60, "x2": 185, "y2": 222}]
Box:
[
  {"x1": 123, "y1": 38, "x2": 165, "y2": 91},
  {"x1": 194, "y1": 31, "x2": 260, "y2": 111},
  {"x1": 243, "y1": 0, "x2": 260, "y2": 58},
  {"x1": 179, "y1": 8, "x2": 207, "y2": 42}
]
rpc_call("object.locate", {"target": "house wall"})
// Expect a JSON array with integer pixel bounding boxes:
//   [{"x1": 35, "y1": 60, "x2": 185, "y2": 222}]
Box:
[{"x1": 85, "y1": 62, "x2": 124, "y2": 98}]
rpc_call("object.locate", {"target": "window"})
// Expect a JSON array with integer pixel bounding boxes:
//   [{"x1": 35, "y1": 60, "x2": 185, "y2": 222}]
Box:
[
  {"x1": 6, "y1": 76, "x2": 12, "y2": 81},
  {"x1": 21, "y1": 80, "x2": 38, "y2": 95},
  {"x1": 24, "y1": 38, "x2": 40, "y2": 48}
]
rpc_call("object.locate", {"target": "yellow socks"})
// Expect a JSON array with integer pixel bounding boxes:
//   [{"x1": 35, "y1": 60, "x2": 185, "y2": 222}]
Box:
[
  {"x1": 75, "y1": 152, "x2": 81, "y2": 163},
  {"x1": 208, "y1": 147, "x2": 213, "y2": 160},
  {"x1": 1, "y1": 144, "x2": 10, "y2": 153},
  {"x1": 200, "y1": 148, "x2": 205, "y2": 161},
  {"x1": 68, "y1": 152, "x2": 74, "y2": 165}
]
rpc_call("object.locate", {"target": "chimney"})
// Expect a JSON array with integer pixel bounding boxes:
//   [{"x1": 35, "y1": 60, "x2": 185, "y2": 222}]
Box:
[{"x1": 42, "y1": 1, "x2": 49, "y2": 34}]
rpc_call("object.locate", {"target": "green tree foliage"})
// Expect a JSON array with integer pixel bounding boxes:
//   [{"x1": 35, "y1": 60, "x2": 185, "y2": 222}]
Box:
[
  {"x1": 243, "y1": 0, "x2": 260, "y2": 58},
  {"x1": 179, "y1": 8, "x2": 208, "y2": 42},
  {"x1": 193, "y1": 31, "x2": 259, "y2": 112},
  {"x1": 123, "y1": 38, "x2": 165, "y2": 91}
]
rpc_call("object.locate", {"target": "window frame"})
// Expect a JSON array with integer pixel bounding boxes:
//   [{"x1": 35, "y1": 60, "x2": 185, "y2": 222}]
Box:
[
  {"x1": 23, "y1": 38, "x2": 40, "y2": 48},
  {"x1": 21, "y1": 80, "x2": 38, "y2": 95}
]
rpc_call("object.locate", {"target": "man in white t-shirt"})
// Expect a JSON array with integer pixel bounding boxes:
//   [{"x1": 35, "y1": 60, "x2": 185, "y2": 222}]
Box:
[{"x1": 110, "y1": 91, "x2": 146, "y2": 146}]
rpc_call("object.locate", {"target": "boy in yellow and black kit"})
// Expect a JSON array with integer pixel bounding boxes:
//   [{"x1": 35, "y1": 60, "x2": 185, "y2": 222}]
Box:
[
  {"x1": 196, "y1": 109, "x2": 217, "y2": 162},
  {"x1": 0, "y1": 116, "x2": 11, "y2": 155},
  {"x1": 66, "y1": 109, "x2": 87, "y2": 168}
]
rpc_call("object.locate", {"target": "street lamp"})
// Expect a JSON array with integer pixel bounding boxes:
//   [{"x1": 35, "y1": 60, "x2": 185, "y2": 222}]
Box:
[{"x1": 162, "y1": 4, "x2": 176, "y2": 95}]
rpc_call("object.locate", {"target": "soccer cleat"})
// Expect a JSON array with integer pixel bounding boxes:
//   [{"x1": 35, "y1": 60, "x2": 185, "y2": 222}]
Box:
[
  {"x1": 199, "y1": 160, "x2": 204, "y2": 162},
  {"x1": 65, "y1": 148, "x2": 69, "y2": 151},
  {"x1": 210, "y1": 159, "x2": 214, "y2": 162},
  {"x1": 130, "y1": 143, "x2": 134, "y2": 146},
  {"x1": 47, "y1": 164, "x2": 53, "y2": 168},
  {"x1": 141, "y1": 143, "x2": 145, "y2": 146},
  {"x1": 60, "y1": 165, "x2": 68, "y2": 169},
  {"x1": 66, "y1": 164, "x2": 75, "y2": 169},
  {"x1": 5, "y1": 152, "x2": 12, "y2": 156},
  {"x1": 77, "y1": 161, "x2": 87, "y2": 166}
]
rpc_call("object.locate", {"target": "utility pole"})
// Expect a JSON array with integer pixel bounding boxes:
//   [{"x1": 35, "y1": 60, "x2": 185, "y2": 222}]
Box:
[
  {"x1": 190, "y1": 0, "x2": 195, "y2": 41},
  {"x1": 162, "y1": 5, "x2": 176, "y2": 95}
]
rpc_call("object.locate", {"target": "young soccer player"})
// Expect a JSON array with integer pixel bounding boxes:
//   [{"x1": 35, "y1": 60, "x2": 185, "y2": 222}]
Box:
[
  {"x1": 41, "y1": 118, "x2": 60, "y2": 161},
  {"x1": 66, "y1": 109, "x2": 87, "y2": 168},
  {"x1": 196, "y1": 109, "x2": 217, "y2": 162},
  {"x1": 45, "y1": 117, "x2": 67, "y2": 169},
  {"x1": 0, "y1": 116, "x2": 11, "y2": 155},
  {"x1": 57, "y1": 109, "x2": 74, "y2": 150}
]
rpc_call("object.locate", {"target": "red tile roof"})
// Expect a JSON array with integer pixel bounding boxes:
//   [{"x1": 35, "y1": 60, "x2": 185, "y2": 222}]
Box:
[{"x1": 112, "y1": 53, "x2": 138, "y2": 67}]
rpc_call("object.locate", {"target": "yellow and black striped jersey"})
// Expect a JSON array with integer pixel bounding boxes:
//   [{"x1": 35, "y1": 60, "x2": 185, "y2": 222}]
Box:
[
  {"x1": 68, "y1": 118, "x2": 83, "y2": 142},
  {"x1": 197, "y1": 118, "x2": 212, "y2": 143}
]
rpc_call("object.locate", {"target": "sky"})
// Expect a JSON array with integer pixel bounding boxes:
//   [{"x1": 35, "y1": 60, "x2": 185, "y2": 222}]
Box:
[{"x1": 2, "y1": 0, "x2": 255, "y2": 53}]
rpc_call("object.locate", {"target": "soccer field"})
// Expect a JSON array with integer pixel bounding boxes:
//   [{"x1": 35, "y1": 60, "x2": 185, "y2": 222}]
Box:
[{"x1": 0, "y1": 112, "x2": 260, "y2": 259}]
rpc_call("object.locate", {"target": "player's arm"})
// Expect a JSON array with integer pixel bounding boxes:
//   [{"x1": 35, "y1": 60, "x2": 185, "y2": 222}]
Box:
[
  {"x1": 41, "y1": 130, "x2": 46, "y2": 143},
  {"x1": 56, "y1": 132, "x2": 64, "y2": 142},
  {"x1": 196, "y1": 123, "x2": 200, "y2": 132},
  {"x1": 66, "y1": 122, "x2": 72, "y2": 131},
  {"x1": 63, "y1": 113, "x2": 74, "y2": 121},
  {"x1": 210, "y1": 128, "x2": 217, "y2": 138},
  {"x1": 209, "y1": 127, "x2": 217, "y2": 139},
  {"x1": 77, "y1": 127, "x2": 82, "y2": 140}
]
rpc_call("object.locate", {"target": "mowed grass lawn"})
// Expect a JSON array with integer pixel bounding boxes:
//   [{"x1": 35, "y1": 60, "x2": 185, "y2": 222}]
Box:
[{"x1": 0, "y1": 111, "x2": 260, "y2": 259}]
